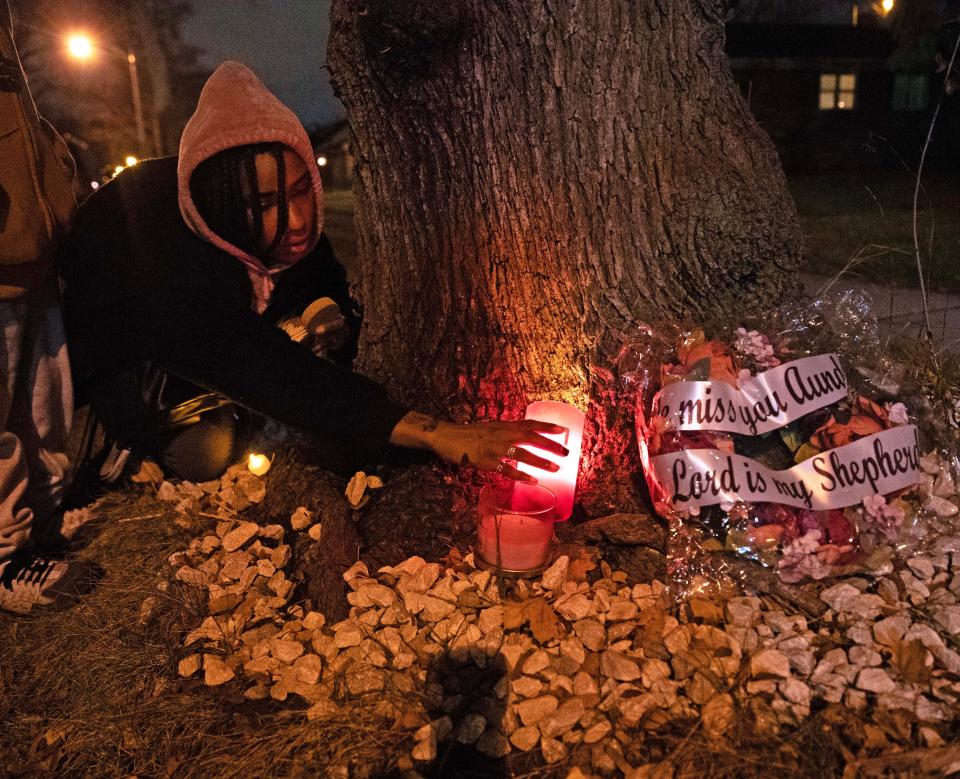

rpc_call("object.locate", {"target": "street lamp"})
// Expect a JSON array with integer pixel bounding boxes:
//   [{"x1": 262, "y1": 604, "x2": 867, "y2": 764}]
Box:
[{"x1": 64, "y1": 32, "x2": 147, "y2": 157}]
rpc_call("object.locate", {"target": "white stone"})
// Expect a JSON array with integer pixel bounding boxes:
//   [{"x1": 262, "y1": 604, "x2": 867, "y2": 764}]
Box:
[
  {"x1": 517, "y1": 695, "x2": 559, "y2": 726},
  {"x1": 574, "y1": 619, "x2": 606, "y2": 652},
  {"x1": 509, "y1": 725, "x2": 540, "y2": 751},
  {"x1": 933, "y1": 605, "x2": 960, "y2": 635},
  {"x1": 290, "y1": 506, "x2": 313, "y2": 530},
  {"x1": 456, "y1": 713, "x2": 487, "y2": 744},
  {"x1": 522, "y1": 649, "x2": 551, "y2": 675},
  {"x1": 819, "y1": 583, "x2": 860, "y2": 613},
  {"x1": 856, "y1": 668, "x2": 896, "y2": 694},
  {"x1": 476, "y1": 730, "x2": 511, "y2": 757},
  {"x1": 221, "y1": 521, "x2": 259, "y2": 552},
  {"x1": 512, "y1": 676, "x2": 543, "y2": 697},
  {"x1": 573, "y1": 671, "x2": 599, "y2": 696},
  {"x1": 749, "y1": 649, "x2": 790, "y2": 679},
  {"x1": 779, "y1": 678, "x2": 811, "y2": 705},
  {"x1": 874, "y1": 615, "x2": 911, "y2": 647},
  {"x1": 601, "y1": 650, "x2": 641, "y2": 681},
  {"x1": 907, "y1": 557, "x2": 936, "y2": 581},
  {"x1": 333, "y1": 621, "x2": 364, "y2": 648},
  {"x1": 725, "y1": 596, "x2": 761, "y2": 627},
  {"x1": 555, "y1": 592, "x2": 593, "y2": 621},
  {"x1": 203, "y1": 655, "x2": 235, "y2": 686},
  {"x1": 178, "y1": 654, "x2": 201, "y2": 677},
  {"x1": 541, "y1": 556, "x2": 569, "y2": 591},
  {"x1": 540, "y1": 736, "x2": 568, "y2": 764}
]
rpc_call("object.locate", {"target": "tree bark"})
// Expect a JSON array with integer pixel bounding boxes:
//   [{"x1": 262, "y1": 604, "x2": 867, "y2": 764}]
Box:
[{"x1": 328, "y1": 0, "x2": 802, "y2": 514}]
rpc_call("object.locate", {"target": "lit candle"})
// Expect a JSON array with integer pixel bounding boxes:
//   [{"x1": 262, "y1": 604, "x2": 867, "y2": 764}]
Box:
[
  {"x1": 476, "y1": 482, "x2": 556, "y2": 573},
  {"x1": 247, "y1": 453, "x2": 271, "y2": 476},
  {"x1": 516, "y1": 401, "x2": 585, "y2": 521}
]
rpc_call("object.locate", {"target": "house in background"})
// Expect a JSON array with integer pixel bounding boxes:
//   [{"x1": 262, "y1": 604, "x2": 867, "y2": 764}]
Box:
[
  {"x1": 311, "y1": 120, "x2": 354, "y2": 189},
  {"x1": 726, "y1": 1, "x2": 960, "y2": 171}
]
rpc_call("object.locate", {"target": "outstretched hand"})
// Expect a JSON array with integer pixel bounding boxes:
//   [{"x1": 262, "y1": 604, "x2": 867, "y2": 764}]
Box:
[{"x1": 389, "y1": 412, "x2": 569, "y2": 482}]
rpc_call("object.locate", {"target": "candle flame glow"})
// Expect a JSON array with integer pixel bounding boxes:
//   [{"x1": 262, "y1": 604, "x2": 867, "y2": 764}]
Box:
[{"x1": 247, "y1": 453, "x2": 271, "y2": 476}]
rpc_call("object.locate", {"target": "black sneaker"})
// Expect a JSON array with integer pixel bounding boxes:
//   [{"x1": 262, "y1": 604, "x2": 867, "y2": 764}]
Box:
[{"x1": 0, "y1": 554, "x2": 99, "y2": 614}]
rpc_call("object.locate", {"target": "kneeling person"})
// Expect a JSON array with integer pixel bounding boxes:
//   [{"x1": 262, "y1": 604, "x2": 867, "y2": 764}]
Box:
[{"x1": 58, "y1": 62, "x2": 565, "y2": 484}]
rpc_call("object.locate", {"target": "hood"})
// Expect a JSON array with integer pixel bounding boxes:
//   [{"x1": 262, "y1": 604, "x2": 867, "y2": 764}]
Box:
[{"x1": 177, "y1": 61, "x2": 324, "y2": 312}]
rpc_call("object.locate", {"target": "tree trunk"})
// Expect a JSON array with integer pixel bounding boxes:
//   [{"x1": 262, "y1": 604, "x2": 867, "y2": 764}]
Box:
[{"x1": 328, "y1": 0, "x2": 802, "y2": 514}]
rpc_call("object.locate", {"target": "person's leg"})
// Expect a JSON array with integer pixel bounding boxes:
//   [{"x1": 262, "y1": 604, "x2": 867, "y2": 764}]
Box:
[
  {"x1": 156, "y1": 405, "x2": 239, "y2": 483},
  {"x1": 7, "y1": 276, "x2": 73, "y2": 524},
  {"x1": 0, "y1": 298, "x2": 34, "y2": 562},
  {"x1": 0, "y1": 293, "x2": 94, "y2": 613}
]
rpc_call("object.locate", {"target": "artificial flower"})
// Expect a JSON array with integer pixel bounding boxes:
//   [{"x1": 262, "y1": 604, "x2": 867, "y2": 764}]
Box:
[{"x1": 885, "y1": 402, "x2": 909, "y2": 425}]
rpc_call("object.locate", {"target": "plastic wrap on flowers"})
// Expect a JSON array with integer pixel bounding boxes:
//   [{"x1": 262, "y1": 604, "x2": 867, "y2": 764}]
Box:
[{"x1": 617, "y1": 289, "x2": 960, "y2": 587}]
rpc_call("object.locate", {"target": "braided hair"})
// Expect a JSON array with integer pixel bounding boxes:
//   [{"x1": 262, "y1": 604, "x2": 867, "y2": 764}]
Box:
[{"x1": 190, "y1": 142, "x2": 289, "y2": 260}]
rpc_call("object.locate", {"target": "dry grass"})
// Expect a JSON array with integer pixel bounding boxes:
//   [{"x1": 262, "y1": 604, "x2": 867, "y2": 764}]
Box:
[{"x1": 0, "y1": 484, "x2": 409, "y2": 778}]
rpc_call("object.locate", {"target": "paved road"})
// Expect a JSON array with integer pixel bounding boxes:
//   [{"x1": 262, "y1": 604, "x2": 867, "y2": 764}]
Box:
[{"x1": 802, "y1": 275, "x2": 960, "y2": 354}]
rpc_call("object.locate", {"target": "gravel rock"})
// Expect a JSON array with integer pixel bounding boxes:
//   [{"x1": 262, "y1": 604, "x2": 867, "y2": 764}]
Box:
[
  {"x1": 517, "y1": 695, "x2": 559, "y2": 726},
  {"x1": 749, "y1": 649, "x2": 791, "y2": 679},
  {"x1": 203, "y1": 655, "x2": 235, "y2": 686},
  {"x1": 541, "y1": 556, "x2": 569, "y2": 591},
  {"x1": 856, "y1": 668, "x2": 896, "y2": 694},
  {"x1": 455, "y1": 713, "x2": 487, "y2": 744},
  {"x1": 600, "y1": 650, "x2": 641, "y2": 681},
  {"x1": 510, "y1": 725, "x2": 540, "y2": 751},
  {"x1": 221, "y1": 522, "x2": 260, "y2": 552}
]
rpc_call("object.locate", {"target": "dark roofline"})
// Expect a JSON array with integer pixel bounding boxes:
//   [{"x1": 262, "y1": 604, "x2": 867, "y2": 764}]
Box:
[{"x1": 725, "y1": 22, "x2": 896, "y2": 61}]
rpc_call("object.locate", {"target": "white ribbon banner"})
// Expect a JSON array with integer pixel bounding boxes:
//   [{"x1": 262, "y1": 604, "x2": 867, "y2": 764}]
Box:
[
  {"x1": 649, "y1": 425, "x2": 922, "y2": 512},
  {"x1": 652, "y1": 353, "x2": 847, "y2": 436}
]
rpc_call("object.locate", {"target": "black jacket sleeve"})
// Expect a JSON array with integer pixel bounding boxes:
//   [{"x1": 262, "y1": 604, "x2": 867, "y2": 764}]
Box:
[{"x1": 88, "y1": 284, "x2": 408, "y2": 468}]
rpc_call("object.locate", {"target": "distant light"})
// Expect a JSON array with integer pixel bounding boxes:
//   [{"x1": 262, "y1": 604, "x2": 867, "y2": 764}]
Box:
[
  {"x1": 881, "y1": 0, "x2": 894, "y2": 13},
  {"x1": 316, "y1": 156, "x2": 327, "y2": 167},
  {"x1": 837, "y1": 101, "x2": 845, "y2": 108},
  {"x1": 113, "y1": 165, "x2": 124, "y2": 175},
  {"x1": 90, "y1": 181, "x2": 100, "y2": 190},
  {"x1": 66, "y1": 33, "x2": 94, "y2": 61},
  {"x1": 124, "y1": 155, "x2": 138, "y2": 167}
]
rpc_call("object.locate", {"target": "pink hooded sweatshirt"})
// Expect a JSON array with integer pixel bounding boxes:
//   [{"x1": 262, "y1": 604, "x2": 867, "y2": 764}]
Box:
[{"x1": 177, "y1": 61, "x2": 324, "y2": 313}]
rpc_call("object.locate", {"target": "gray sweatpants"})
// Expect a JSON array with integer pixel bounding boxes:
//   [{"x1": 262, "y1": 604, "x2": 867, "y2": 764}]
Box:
[{"x1": 0, "y1": 276, "x2": 72, "y2": 562}]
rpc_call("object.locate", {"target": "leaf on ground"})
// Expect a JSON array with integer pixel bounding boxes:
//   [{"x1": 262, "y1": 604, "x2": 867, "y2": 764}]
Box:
[
  {"x1": 688, "y1": 597, "x2": 724, "y2": 623},
  {"x1": 568, "y1": 551, "x2": 596, "y2": 583},
  {"x1": 862, "y1": 724, "x2": 890, "y2": 751},
  {"x1": 895, "y1": 639, "x2": 930, "y2": 685},
  {"x1": 131, "y1": 459, "x2": 164, "y2": 486},
  {"x1": 525, "y1": 597, "x2": 561, "y2": 643},
  {"x1": 503, "y1": 601, "x2": 527, "y2": 630}
]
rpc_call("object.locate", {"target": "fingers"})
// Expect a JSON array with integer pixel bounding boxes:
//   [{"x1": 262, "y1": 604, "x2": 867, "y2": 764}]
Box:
[
  {"x1": 522, "y1": 418, "x2": 568, "y2": 436},
  {"x1": 496, "y1": 461, "x2": 537, "y2": 484},
  {"x1": 512, "y1": 446, "x2": 559, "y2": 473},
  {"x1": 521, "y1": 431, "x2": 569, "y2": 458},
  {"x1": 314, "y1": 316, "x2": 346, "y2": 338}
]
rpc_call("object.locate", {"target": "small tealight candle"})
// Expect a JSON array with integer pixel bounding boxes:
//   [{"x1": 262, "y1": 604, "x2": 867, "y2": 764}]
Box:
[
  {"x1": 517, "y1": 401, "x2": 585, "y2": 521},
  {"x1": 247, "y1": 453, "x2": 271, "y2": 476}
]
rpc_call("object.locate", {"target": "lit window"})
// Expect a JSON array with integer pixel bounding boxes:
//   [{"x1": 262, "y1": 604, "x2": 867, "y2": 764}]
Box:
[
  {"x1": 892, "y1": 73, "x2": 929, "y2": 111},
  {"x1": 819, "y1": 72, "x2": 856, "y2": 110}
]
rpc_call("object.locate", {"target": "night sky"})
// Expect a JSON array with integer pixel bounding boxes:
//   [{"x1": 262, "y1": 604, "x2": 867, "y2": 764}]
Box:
[{"x1": 182, "y1": 0, "x2": 343, "y2": 128}]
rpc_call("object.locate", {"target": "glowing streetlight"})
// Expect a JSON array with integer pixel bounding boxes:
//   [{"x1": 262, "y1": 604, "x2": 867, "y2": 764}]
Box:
[
  {"x1": 64, "y1": 31, "x2": 148, "y2": 156},
  {"x1": 124, "y1": 155, "x2": 138, "y2": 167},
  {"x1": 316, "y1": 156, "x2": 328, "y2": 167},
  {"x1": 66, "y1": 33, "x2": 94, "y2": 61},
  {"x1": 881, "y1": 0, "x2": 894, "y2": 13}
]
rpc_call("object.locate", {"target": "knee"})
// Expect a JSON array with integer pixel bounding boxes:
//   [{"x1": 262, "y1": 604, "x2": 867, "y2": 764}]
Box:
[{"x1": 159, "y1": 408, "x2": 237, "y2": 482}]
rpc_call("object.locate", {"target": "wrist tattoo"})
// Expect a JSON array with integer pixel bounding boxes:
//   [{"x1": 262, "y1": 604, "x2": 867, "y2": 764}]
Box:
[{"x1": 411, "y1": 412, "x2": 441, "y2": 433}]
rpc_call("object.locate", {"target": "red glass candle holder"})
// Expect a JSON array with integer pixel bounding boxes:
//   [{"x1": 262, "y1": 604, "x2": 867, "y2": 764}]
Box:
[{"x1": 476, "y1": 482, "x2": 556, "y2": 576}]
